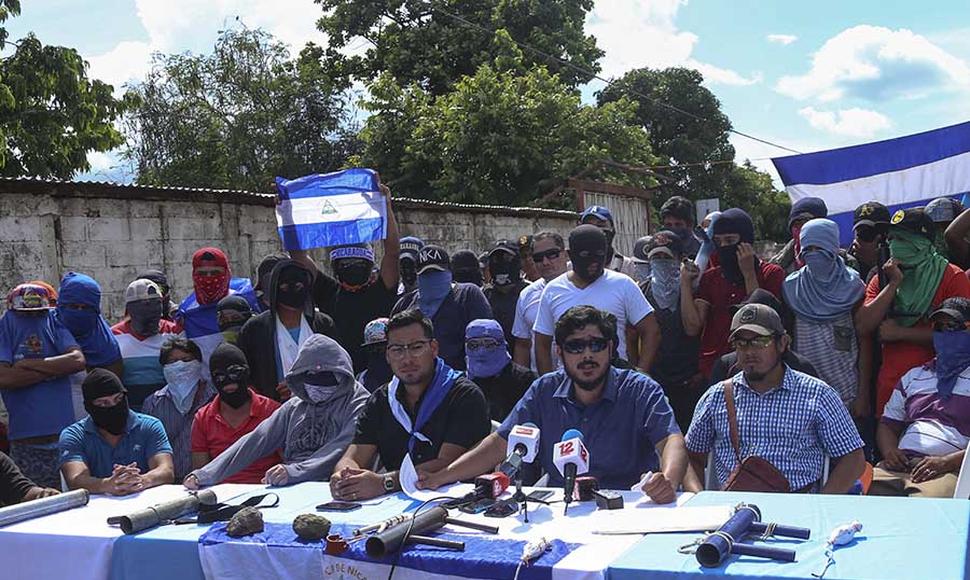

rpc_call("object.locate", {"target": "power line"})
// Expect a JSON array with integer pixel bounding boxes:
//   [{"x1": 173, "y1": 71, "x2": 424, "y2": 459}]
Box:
[{"x1": 426, "y1": 4, "x2": 803, "y2": 156}]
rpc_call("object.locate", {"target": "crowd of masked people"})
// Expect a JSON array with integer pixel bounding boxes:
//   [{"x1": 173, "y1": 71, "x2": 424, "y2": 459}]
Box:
[{"x1": 3, "y1": 184, "x2": 970, "y2": 509}]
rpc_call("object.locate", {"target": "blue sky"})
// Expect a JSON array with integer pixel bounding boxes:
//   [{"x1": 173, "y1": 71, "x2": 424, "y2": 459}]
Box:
[{"x1": 7, "y1": 0, "x2": 970, "y2": 186}]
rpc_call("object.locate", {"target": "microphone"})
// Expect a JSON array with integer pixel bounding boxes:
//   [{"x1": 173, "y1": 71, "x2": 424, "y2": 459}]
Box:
[
  {"x1": 501, "y1": 422, "x2": 541, "y2": 478},
  {"x1": 552, "y1": 429, "x2": 590, "y2": 514},
  {"x1": 444, "y1": 472, "x2": 510, "y2": 508}
]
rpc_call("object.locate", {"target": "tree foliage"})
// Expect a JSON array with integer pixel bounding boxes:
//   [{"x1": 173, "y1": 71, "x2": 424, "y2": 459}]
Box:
[
  {"x1": 0, "y1": 1, "x2": 127, "y2": 178},
  {"x1": 317, "y1": 0, "x2": 603, "y2": 96},
  {"x1": 355, "y1": 33, "x2": 655, "y2": 206},
  {"x1": 122, "y1": 28, "x2": 360, "y2": 191}
]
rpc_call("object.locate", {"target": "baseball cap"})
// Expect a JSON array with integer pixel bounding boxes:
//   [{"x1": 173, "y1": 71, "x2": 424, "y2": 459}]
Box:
[
  {"x1": 925, "y1": 197, "x2": 961, "y2": 223},
  {"x1": 362, "y1": 317, "x2": 390, "y2": 346},
  {"x1": 418, "y1": 245, "x2": 451, "y2": 274},
  {"x1": 788, "y1": 197, "x2": 828, "y2": 230},
  {"x1": 853, "y1": 201, "x2": 891, "y2": 229},
  {"x1": 400, "y1": 236, "x2": 425, "y2": 262},
  {"x1": 632, "y1": 235, "x2": 653, "y2": 263},
  {"x1": 930, "y1": 297, "x2": 970, "y2": 325},
  {"x1": 125, "y1": 279, "x2": 162, "y2": 304},
  {"x1": 579, "y1": 205, "x2": 614, "y2": 227},
  {"x1": 489, "y1": 239, "x2": 518, "y2": 257},
  {"x1": 729, "y1": 303, "x2": 786, "y2": 339},
  {"x1": 6, "y1": 283, "x2": 53, "y2": 311},
  {"x1": 646, "y1": 230, "x2": 685, "y2": 260},
  {"x1": 890, "y1": 208, "x2": 935, "y2": 240}
]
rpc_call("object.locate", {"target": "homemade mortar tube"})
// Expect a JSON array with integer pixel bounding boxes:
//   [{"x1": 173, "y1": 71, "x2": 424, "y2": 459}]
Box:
[
  {"x1": 696, "y1": 504, "x2": 795, "y2": 567},
  {"x1": 0, "y1": 489, "x2": 90, "y2": 528},
  {"x1": 108, "y1": 489, "x2": 218, "y2": 534},
  {"x1": 365, "y1": 506, "x2": 450, "y2": 558},
  {"x1": 749, "y1": 521, "x2": 811, "y2": 540}
]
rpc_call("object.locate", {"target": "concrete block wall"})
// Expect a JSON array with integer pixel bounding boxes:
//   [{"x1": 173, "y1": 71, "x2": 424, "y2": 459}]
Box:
[{"x1": 0, "y1": 180, "x2": 579, "y2": 322}]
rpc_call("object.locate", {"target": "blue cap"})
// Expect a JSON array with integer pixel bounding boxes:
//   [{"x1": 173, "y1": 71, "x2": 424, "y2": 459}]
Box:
[{"x1": 580, "y1": 206, "x2": 614, "y2": 227}]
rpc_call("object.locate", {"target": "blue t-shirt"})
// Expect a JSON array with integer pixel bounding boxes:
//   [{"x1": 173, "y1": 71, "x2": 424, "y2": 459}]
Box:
[
  {"x1": 58, "y1": 411, "x2": 173, "y2": 478},
  {"x1": 498, "y1": 367, "x2": 681, "y2": 489},
  {"x1": 0, "y1": 311, "x2": 79, "y2": 439}
]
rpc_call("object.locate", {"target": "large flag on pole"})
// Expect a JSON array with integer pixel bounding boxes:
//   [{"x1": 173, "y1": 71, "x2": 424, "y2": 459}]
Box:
[
  {"x1": 275, "y1": 168, "x2": 387, "y2": 251},
  {"x1": 772, "y1": 121, "x2": 970, "y2": 245}
]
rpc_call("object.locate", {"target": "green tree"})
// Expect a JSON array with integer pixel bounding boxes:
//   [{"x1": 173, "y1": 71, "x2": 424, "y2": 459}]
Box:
[
  {"x1": 0, "y1": 1, "x2": 127, "y2": 178},
  {"x1": 317, "y1": 0, "x2": 603, "y2": 96},
  {"x1": 122, "y1": 28, "x2": 360, "y2": 191},
  {"x1": 356, "y1": 33, "x2": 655, "y2": 206},
  {"x1": 723, "y1": 161, "x2": 790, "y2": 242}
]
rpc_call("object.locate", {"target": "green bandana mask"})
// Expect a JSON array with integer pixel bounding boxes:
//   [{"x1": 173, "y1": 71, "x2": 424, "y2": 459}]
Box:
[{"x1": 889, "y1": 230, "x2": 948, "y2": 326}]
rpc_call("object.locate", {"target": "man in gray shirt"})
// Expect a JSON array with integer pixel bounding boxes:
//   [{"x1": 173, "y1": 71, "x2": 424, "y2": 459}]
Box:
[{"x1": 184, "y1": 334, "x2": 369, "y2": 488}]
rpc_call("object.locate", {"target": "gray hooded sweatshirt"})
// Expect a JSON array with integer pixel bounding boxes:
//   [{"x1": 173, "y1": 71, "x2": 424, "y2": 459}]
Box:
[{"x1": 191, "y1": 333, "x2": 370, "y2": 486}]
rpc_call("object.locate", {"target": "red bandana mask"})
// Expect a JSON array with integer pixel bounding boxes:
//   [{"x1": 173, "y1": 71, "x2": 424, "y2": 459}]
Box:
[{"x1": 192, "y1": 247, "x2": 231, "y2": 305}]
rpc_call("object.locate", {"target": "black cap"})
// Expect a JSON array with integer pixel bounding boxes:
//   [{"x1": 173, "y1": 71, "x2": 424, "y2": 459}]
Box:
[
  {"x1": 418, "y1": 245, "x2": 451, "y2": 275},
  {"x1": 660, "y1": 196, "x2": 694, "y2": 223},
  {"x1": 853, "y1": 201, "x2": 891, "y2": 228},
  {"x1": 930, "y1": 297, "x2": 970, "y2": 325},
  {"x1": 489, "y1": 239, "x2": 518, "y2": 257},
  {"x1": 890, "y1": 208, "x2": 935, "y2": 240},
  {"x1": 632, "y1": 235, "x2": 653, "y2": 262},
  {"x1": 645, "y1": 230, "x2": 686, "y2": 260}
]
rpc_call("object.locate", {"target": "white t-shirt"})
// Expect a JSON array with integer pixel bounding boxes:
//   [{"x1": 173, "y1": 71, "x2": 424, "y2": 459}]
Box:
[
  {"x1": 512, "y1": 278, "x2": 553, "y2": 372},
  {"x1": 533, "y1": 269, "x2": 653, "y2": 361}
]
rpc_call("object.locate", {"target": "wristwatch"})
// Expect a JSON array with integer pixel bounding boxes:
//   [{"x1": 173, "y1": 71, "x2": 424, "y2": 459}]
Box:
[{"x1": 383, "y1": 473, "x2": 396, "y2": 492}]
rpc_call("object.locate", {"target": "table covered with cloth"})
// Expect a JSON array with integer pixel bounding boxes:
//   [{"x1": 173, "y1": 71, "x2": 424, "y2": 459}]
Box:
[{"x1": 607, "y1": 490, "x2": 970, "y2": 580}]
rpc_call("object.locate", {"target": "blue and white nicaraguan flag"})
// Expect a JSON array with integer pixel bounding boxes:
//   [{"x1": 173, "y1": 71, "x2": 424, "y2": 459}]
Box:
[
  {"x1": 772, "y1": 120, "x2": 970, "y2": 245},
  {"x1": 275, "y1": 168, "x2": 388, "y2": 251}
]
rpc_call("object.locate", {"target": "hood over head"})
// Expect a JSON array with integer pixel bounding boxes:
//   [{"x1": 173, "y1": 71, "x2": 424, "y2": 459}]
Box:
[
  {"x1": 267, "y1": 259, "x2": 315, "y2": 317},
  {"x1": 285, "y1": 333, "x2": 356, "y2": 403}
]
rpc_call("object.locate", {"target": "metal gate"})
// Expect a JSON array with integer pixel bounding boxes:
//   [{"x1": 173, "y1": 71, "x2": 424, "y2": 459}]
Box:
[{"x1": 570, "y1": 179, "x2": 653, "y2": 257}]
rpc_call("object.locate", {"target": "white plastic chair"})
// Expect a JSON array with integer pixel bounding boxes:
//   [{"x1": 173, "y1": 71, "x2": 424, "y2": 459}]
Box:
[{"x1": 952, "y1": 451, "x2": 970, "y2": 498}]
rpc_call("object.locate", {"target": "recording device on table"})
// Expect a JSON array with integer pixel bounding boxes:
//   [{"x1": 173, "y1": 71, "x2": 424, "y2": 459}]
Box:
[
  {"x1": 553, "y1": 428, "x2": 590, "y2": 515},
  {"x1": 316, "y1": 501, "x2": 362, "y2": 512},
  {"x1": 678, "y1": 503, "x2": 810, "y2": 568},
  {"x1": 443, "y1": 471, "x2": 510, "y2": 509}
]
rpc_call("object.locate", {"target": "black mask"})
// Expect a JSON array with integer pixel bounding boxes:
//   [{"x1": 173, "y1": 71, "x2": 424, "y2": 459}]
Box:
[
  {"x1": 568, "y1": 225, "x2": 608, "y2": 282},
  {"x1": 335, "y1": 259, "x2": 373, "y2": 289},
  {"x1": 210, "y1": 343, "x2": 253, "y2": 407},
  {"x1": 127, "y1": 299, "x2": 161, "y2": 337},
  {"x1": 400, "y1": 259, "x2": 418, "y2": 288},
  {"x1": 218, "y1": 383, "x2": 252, "y2": 409},
  {"x1": 277, "y1": 283, "x2": 309, "y2": 309},
  {"x1": 87, "y1": 399, "x2": 130, "y2": 435},
  {"x1": 717, "y1": 244, "x2": 743, "y2": 286},
  {"x1": 488, "y1": 253, "x2": 521, "y2": 287},
  {"x1": 454, "y1": 267, "x2": 483, "y2": 286}
]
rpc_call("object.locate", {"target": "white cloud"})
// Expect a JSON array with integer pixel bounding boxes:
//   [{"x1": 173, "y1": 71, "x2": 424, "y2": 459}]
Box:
[
  {"x1": 586, "y1": 0, "x2": 760, "y2": 86},
  {"x1": 87, "y1": 41, "x2": 154, "y2": 92},
  {"x1": 777, "y1": 25, "x2": 970, "y2": 102},
  {"x1": 797, "y1": 106, "x2": 892, "y2": 138},
  {"x1": 766, "y1": 34, "x2": 797, "y2": 46}
]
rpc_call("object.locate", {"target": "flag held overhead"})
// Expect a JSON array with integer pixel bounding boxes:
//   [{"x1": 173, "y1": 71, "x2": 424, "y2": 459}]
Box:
[{"x1": 275, "y1": 168, "x2": 388, "y2": 251}]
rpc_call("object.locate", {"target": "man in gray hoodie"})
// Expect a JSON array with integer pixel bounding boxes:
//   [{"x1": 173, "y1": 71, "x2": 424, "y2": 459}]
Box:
[{"x1": 183, "y1": 334, "x2": 369, "y2": 487}]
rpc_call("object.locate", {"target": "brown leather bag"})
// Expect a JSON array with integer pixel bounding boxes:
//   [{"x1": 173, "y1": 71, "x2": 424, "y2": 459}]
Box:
[{"x1": 720, "y1": 380, "x2": 792, "y2": 493}]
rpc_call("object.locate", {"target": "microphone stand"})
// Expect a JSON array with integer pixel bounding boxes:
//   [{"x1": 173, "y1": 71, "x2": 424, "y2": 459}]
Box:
[{"x1": 511, "y1": 473, "x2": 530, "y2": 523}]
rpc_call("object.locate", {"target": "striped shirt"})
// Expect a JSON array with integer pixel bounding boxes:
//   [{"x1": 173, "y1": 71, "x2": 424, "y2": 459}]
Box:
[
  {"x1": 882, "y1": 362, "x2": 970, "y2": 457},
  {"x1": 793, "y1": 313, "x2": 858, "y2": 404},
  {"x1": 111, "y1": 319, "x2": 180, "y2": 409},
  {"x1": 142, "y1": 382, "x2": 217, "y2": 480},
  {"x1": 686, "y1": 366, "x2": 863, "y2": 490}
]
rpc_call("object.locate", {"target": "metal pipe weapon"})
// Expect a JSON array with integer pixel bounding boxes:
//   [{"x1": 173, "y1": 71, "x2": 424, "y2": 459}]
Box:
[
  {"x1": 696, "y1": 503, "x2": 811, "y2": 568},
  {"x1": 107, "y1": 489, "x2": 218, "y2": 534},
  {"x1": 0, "y1": 489, "x2": 90, "y2": 528},
  {"x1": 364, "y1": 506, "x2": 499, "y2": 558}
]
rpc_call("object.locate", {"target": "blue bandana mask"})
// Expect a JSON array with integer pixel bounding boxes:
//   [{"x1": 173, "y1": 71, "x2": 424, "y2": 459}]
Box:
[
  {"x1": 418, "y1": 270, "x2": 453, "y2": 318},
  {"x1": 933, "y1": 331, "x2": 970, "y2": 400},
  {"x1": 465, "y1": 319, "x2": 511, "y2": 379}
]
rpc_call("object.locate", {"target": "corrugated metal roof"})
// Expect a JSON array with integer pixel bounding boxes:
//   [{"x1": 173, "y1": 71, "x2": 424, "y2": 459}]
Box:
[{"x1": 0, "y1": 176, "x2": 578, "y2": 218}]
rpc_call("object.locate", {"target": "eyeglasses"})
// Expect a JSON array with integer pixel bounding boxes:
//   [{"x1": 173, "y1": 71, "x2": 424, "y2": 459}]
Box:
[
  {"x1": 730, "y1": 336, "x2": 775, "y2": 350},
  {"x1": 466, "y1": 338, "x2": 502, "y2": 351},
  {"x1": 532, "y1": 248, "x2": 562, "y2": 263},
  {"x1": 386, "y1": 340, "x2": 432, "y2": 359},
  {"x1": 562, "y1": 337, "x2": 610, "y2": 355},
  {"x1": 212, "y1": 364, "x2": 248, "y2": 385}
]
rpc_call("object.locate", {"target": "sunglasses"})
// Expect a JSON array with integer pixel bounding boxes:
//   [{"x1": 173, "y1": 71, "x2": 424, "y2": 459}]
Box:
[
  {"x1": 730, "y1": 336, "x2": 775, "y2": 350},
  {"x1": 532, "y1": 248, "x2": 562, "y2": 263},
  {"x1": 562, "y1": 337, "x2": 609, "y2": 355}
]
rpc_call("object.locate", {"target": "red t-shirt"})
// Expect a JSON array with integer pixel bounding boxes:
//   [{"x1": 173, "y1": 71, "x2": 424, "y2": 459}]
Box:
[
  {"x1": 864, "y1": 264, "x2": 970, "y2": 415},
  {"x1": 190, "y1": 389, "x2": 283, "y2": 484},
  {"x1": 696, "y1": 262, "x2": 786, "y2": 377}
]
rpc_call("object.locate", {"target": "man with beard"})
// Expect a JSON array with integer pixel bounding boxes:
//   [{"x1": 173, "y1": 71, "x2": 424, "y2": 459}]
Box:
[
  {"x1": 188, "y1": 343, "x2": 281, "y2": 484},
  {"x1": 331, "y1": 310, "x2": 490, "y2": 500},
  {"x1": 0, "y1": 284, "x2": 86, "y2": 488},
  {"x1": 512, "y1": 232, "x2": 568, "y2": 371},
  {"x1": 418, "y1": 306, "x2": 686, "y2": 501},
  {"x1": 177, "y1": 247, "x2": 260, "y2": 374},
  {"x1": 684, "y1": 304, "x2": 865, "y2": 492},
  {"x1": 579, "y1": 206, "x2": 638, "y2": 278},
  {"x1": 59, "y1": 369, "x2": 174, "y2": 495},
  {"x1": 465, "y1": 319, "x2": 535, "y2": 422},
  {"x1": 451, "y1": 250, "x2": 484, "y2": 286},
  {"x1": 357, "y1": 318, "x2": 392, "y2": 393},
  {"x1": 112, "y1": 279, "x2": 179, "y2": 410},
  {"x1": 238, "y1": 259, "x2": 336, "y2": 401},
  {"x1": 533, "y1": 225, "x2": 659, "y2": 374},
  {"x1": 392, "y1": 246, "x2": 493, "y2": 370},
  {"x1": 483, "y1": 240, "x2": 530, "y2": 352},
  {"x1": 399, "y1": 236, "x2": 425, "y2": 295},
  {"x1": 185, "y1": 335, "x2": 369, "y2": 488},
  {"x1": 680, "y1": 208, "x2": 786, "y2": 379},
  {"x1": 215, "y1": 295, "x2": 253, "y2": 345},
  {"x1": 659, "y1": 196, "x2": 701, "y2": 259}
]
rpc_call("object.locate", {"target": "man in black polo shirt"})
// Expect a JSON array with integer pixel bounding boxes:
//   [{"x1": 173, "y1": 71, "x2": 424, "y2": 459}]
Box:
[{"x1": 329, "y1": 309, "x2": 490, "y2": 500}]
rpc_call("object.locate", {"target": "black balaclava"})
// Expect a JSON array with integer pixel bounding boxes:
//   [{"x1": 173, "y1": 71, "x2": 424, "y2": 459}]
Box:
[
  {"x1": 137, "y1": 269, "x2": 172, "y2": 320},
  {"x1": 210, "y1": 342, "x2": 253, "y2": 409},
  {"x1": 128, "y1": 299, "x2": 162, "y2": 338},
  {"x1": 82, "y1": 368, "x2": 129, "y2": 435},
  {"x1": 488, "y1": 250, "x2": 521, "y2": 289},
  {"x1": 568, "y1": 225, "x2": 608, "y2": 283},
  {"x1": 712, "y1": 208, "x2": 756, "y2": 286},
  {"x1": 452, "y1": 250, "x2": 484, "y2": 286},
  {"x1": 256, "y1": 254, "x2": 286, "y2": 307},
  {"x1": 276, "y1": 264, "x2": 312, "y2": 309},
  {"x1": 400, "y1": 257, "x2": 418, "y2": 289},
  {"x1": 216, "y1": 295, "x2": 253, "y2": 331}
]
